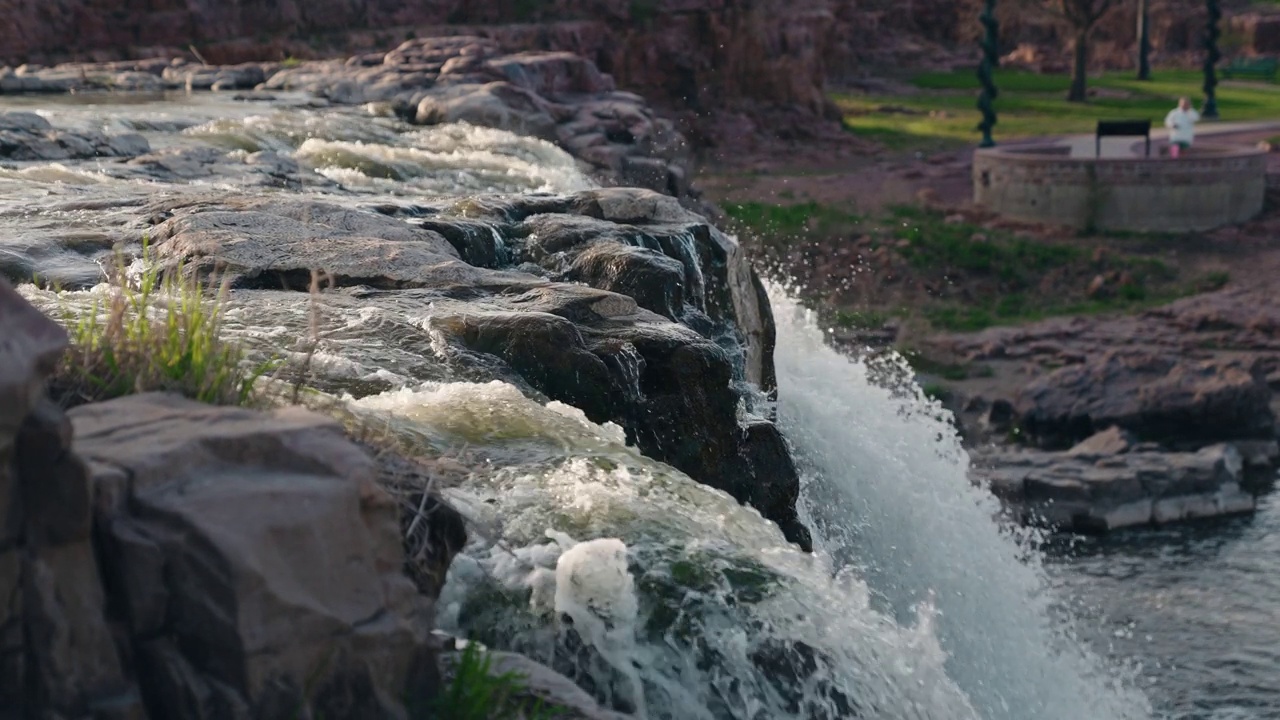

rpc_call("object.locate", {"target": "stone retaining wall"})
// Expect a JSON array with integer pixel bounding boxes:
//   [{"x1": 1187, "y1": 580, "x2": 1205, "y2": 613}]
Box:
[{"x1": 973, "y1": 144, "x2": 1268, "y2": 233}]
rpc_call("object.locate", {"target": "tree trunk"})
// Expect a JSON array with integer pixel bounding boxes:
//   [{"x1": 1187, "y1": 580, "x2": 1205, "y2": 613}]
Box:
[
  {"x1": 1137, "y1": 0, "x2": 1151, "y2": 80},
  {"x1": 1068, "y1": 30, "x2": 1089, "y2": 102}
]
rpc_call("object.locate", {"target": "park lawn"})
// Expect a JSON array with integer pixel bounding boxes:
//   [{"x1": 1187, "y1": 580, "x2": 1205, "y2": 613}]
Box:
[{"x1": 835, "y1": 68, "x2": 1280, "y2": 150}]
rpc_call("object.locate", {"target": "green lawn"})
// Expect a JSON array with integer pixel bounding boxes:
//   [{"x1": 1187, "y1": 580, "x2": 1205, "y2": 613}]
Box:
[{"x1": 836, "y1": 68, "x2": 1280, "y2": 150}]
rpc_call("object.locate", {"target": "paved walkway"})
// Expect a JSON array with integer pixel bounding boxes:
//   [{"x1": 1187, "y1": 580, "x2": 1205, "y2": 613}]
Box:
[{"x1": 1059, "y1": 119, "x2": 1280, "y2": 158}]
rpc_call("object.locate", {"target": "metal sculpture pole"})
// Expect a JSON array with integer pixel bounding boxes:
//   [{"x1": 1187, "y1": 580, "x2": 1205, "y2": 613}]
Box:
[
  {"x1": 1203, "y1": 0, "x2": 1221, "y2": 118},
  {"x1": 977, "y1": 0, "x2": 1000, "y2": 148},
  {"x1": 1136, "y1": 0, "x2": 1151, "y2": 80}
]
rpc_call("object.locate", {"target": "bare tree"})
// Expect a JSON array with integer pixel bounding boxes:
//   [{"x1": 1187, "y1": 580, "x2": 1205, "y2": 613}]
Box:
[{"x1": 1048, "y1": 0, "x2": 1121, "y2": 101}]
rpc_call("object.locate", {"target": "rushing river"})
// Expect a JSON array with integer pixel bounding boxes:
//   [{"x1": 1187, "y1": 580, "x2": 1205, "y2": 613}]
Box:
[{"x1": 4, "y1": 92, "x2": 1275, "y2": 719}]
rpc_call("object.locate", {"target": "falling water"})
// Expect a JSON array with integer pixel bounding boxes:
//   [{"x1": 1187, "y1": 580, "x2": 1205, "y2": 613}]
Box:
[{"x1": 769, "y1": 285, "x2": 1153, "y2": 720}]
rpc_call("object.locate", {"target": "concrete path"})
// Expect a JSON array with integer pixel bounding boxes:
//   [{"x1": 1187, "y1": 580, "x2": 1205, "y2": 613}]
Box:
[{"x1": 1059, "y1": 119, "x2": 1280, "y2": 158}]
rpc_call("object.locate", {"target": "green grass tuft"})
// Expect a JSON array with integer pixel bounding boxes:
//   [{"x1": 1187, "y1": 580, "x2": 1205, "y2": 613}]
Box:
[
  {"x1": 55, "y1": 243, "x2": 272, "y2": 407},
  {"x1": 435, "y1": 642, "x2": 566, "y2": 720}
]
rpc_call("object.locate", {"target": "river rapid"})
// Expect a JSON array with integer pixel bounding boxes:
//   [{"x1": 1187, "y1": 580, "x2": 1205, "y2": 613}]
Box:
[{"x1": 5, "y1": 91, "x2": 1275, "y2": 720}]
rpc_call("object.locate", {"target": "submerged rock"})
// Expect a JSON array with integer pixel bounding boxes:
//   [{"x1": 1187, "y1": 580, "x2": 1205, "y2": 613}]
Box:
[{"x1": 0, "y1": 110, "x2": 149, "y2": 160}]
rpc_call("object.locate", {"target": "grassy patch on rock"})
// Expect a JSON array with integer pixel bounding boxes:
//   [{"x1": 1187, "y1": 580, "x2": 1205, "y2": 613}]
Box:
[
  {"x1": 54, "y1": 249, "x2": 270, "y2": 407},
  {"x1": 737, "y1": 200, "x2": 1218, "y2": 337},
  {"x1": 435, "y1": 642, "x2": 567, "y2": 720}
]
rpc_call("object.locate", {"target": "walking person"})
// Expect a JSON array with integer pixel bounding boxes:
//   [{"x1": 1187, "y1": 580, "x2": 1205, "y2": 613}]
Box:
[{"x1": 1164, "y1": 97, "x2": 1201, "y2": 158}]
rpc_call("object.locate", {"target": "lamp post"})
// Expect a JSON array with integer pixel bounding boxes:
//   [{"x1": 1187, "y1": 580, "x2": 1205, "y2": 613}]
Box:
[
  {"x1": 977, "y1": 0, "x2": 1000, "y2": 147},
  {"x1": 1203, "y1": 0, "x2": 1221, "y2": 118},
  {"x1": 1136, "y1": 0, "x2": 1151, "y2": 80}
]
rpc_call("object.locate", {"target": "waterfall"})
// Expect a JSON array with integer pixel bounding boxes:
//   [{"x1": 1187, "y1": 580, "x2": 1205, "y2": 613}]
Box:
[
  {"x1": 770, "y1": 286, "x2": 1152, "y2": 720},
  {"x1": 359, "y1": 284, "x2": 1154, "y2": 719}
]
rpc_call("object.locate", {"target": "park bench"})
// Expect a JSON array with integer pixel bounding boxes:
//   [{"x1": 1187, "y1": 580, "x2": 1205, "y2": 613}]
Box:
[
  {"x1": 1095, "y1": 119, "x2": 1151, "y2": 158},
  {"x1": 1221, "y1": 56, "x2": 1278, "y2": 81}
]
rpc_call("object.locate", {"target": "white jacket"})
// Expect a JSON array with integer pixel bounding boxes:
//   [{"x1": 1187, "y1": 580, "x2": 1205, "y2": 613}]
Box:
[{"x1": 1165, "y1": 107, "x2": 1200, "y2": 144}]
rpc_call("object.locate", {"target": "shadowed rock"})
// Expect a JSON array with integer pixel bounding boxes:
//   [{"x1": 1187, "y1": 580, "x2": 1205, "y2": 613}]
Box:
[{"x1": 71, "y1": 392, "x2": 439, "y2": 719}]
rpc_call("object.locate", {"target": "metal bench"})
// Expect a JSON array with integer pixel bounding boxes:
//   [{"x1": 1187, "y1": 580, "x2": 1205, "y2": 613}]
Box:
[
  {"x1": 1095, "y1": 119, "x2": 1151, "y2": 158},
  {"x1": 1221, "y1": 56, "x2": 1278, "y2": 81}
]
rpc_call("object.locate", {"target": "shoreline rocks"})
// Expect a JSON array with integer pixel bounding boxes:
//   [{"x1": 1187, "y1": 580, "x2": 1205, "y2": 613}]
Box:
[
  {"x1": 972, "y1": 428, "x2": 1277, "y2": 532},
  {"x1": 1013, "y1": 350, "x2": 1276, "y2": 450}
]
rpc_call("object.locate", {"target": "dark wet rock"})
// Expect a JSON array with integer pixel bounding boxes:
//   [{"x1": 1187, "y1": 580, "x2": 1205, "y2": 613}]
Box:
[
  {"x1": 141, "y1": 191, "x2": 808, "y2": 549},
  {"x1": 0, "y1": 111, "x2": 149, "y2": 161},
  {"x1": 973, "y1": 442, "x2": 1257, "y2": 531},
  {"x1": 1014, "y1": 351, "x2": 1275, "y2": 450},
  {"x1": 435, "y1": 188, "x2": 777, "y2": 393}
]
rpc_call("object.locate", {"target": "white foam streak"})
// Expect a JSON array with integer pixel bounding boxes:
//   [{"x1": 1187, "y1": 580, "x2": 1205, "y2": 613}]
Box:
[{"x1": 359, "y1": 380, "x2": 983, "y2": 720}]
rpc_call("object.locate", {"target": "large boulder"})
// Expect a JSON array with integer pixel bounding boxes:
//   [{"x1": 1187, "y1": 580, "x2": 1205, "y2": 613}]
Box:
[
  {"x1": 1013, "y1": 351, "x2": 1276, "y2": 449},
  {"x1": 70, "y1": 392, "x2": 439, "y2": 718}
]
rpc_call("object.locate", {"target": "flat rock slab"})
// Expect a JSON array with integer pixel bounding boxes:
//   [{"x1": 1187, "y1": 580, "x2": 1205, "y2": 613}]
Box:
[{"x1": 973, "y1": 439, "x2": 1265, "y2": 532}]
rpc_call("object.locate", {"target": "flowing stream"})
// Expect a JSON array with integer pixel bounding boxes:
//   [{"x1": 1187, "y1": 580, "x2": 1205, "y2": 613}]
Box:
[{"x1": 5, "y1": 92, "x2": 1273, "y2": 720}]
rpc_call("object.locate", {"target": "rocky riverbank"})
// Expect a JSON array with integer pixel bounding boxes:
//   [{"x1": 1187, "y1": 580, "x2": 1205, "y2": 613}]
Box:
[
  {"x1": 2, "y1": 276, "x2": 645, "y2": 718},
  {"x1": 924, "y1": 284, "x2": 1280, "y2": 532},
  {"x1": 0, "y1": 32, "x2": 839, "y2": 715}
]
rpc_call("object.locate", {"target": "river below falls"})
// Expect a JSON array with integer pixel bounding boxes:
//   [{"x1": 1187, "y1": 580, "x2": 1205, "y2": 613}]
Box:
[
  {"x1": 3, "y1": 91, "x2": 1277, "y2": 720},
  {"x1": 1043, "y1": 494, "x2": 1280, "y2": 720}
]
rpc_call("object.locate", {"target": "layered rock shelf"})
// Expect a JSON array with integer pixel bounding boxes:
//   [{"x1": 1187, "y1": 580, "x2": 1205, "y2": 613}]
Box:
[
  {"x1": 1, "y1": 38, "x2": 695, "y2": 200},
  {"x1": 139, "y1": 187, "x2": 809, "y2": 550},
  {"x1": 972, "y1": 427, "x2": 1278, "y2": 532}
]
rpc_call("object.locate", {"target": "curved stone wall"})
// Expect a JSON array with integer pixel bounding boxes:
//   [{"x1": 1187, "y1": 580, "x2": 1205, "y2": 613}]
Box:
[{"x1": 973, "y1": 144, "x2": 1268, "y2": 233}]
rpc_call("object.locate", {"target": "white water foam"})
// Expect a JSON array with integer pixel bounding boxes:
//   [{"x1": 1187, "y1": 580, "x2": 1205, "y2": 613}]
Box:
[
  {"x1": 355, "y1": 380, "x2": 984, "y2": 720},
  {"x1": 768, "y1": 283, "x2": 1153, "y2": 720}
]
